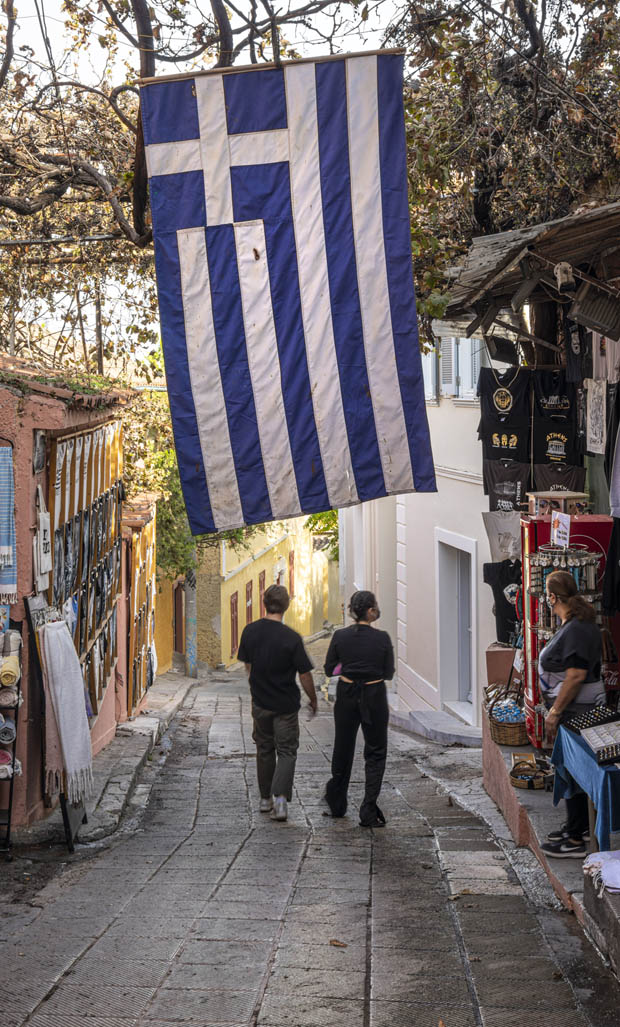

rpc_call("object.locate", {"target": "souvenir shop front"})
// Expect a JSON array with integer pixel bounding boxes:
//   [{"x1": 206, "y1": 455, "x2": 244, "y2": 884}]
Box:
[
  {"x1": 445, "y1": 204, "x2": 620, "y2": 958},
  {"x1": 0, "y1": 357, "x2": 134, "y2": 834}
]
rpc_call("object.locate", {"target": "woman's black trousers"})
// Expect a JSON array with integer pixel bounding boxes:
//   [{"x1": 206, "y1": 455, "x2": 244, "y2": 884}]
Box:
[{"x1": 325, "y1": 679, "x2": 389, "y2": 825}]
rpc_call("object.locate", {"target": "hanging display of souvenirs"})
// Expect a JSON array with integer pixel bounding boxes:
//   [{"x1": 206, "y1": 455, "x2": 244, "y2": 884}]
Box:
[{"x1": 47, "y1": 421, "x2": 123, "y2": 718}]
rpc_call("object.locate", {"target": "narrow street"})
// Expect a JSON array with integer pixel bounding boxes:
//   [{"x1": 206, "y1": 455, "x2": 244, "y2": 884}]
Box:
[{"x1": 3, "y1": 670, "x2": 620, "y2": 1027}]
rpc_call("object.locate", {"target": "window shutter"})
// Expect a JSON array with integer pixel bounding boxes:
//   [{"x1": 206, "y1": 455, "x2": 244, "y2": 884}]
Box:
[
  {"x1": 440, "y1": 338, "x2": 457, "y2": 396},
  {"x1": 470, "y1": 340, "x2": 481, "y2": 396},
  {"x1": 421, "y1": 347, "x2": 438, "y2": 401}
]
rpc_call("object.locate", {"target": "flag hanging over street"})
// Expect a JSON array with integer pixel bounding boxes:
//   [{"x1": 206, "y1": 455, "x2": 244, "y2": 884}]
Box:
[{"x1": 140, "y1": 51, "x2": 436, "y2": 535}]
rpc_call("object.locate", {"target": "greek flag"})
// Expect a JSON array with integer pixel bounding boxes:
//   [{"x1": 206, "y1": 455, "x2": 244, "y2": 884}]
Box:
[{"x1": 141, "y1": 52, "x2": 436, "y2": 535}]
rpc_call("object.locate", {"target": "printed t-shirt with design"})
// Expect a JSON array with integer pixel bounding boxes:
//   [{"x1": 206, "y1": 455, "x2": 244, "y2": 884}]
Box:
[
  {"x1": 477, "y1": 367, "x2": 531, "y2": 421},
  {"x1": 483, "y1": 559, "x2": 522, "y2": 644},
  {"x1": 533, "y1": 419, "x2": 577, "y2": 464},
  {"x1": 483, "y1": 459, "x2": 530, "y2": 511},
  {"x1": 482, "y1": 511, "x2": 521, "y2": 563},
  {"x1": 585, "y1": 378, "x2": 607, "y2": 456},
  {"x1": 479, "y1": 420, "x2": 530, "y2": 463},
  {"x1": 534, "y1": 463, "x2": 586, "y2": 493},
  {"x1": 534, "y1": 370, "x2": 575, "y2": 420},
  {"x1": 237, "y1": 618, "x2": 313, "y2": 714}
]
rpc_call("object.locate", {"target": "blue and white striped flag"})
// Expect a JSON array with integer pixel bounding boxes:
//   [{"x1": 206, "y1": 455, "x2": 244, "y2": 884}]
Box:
[{"x1": 141, "y1": 51, "x2": 436, "y2": 535}]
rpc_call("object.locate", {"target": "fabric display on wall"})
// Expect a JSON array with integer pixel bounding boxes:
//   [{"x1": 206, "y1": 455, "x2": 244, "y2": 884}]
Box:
[
  {"x1": 478, "y1": 367, "x2": 531, "y2": 421},
  {"x1": 534, "y1": 463, "x2": 586, "y2": 493},
  {"x1": 48, "y1": 423, "x2": 123, "y2": 720},
  {"x1": 483, "y1": 460, "x2": 530, "y2": 511},
  {"x1": 0, "y1": 448, "x2": 17, "y2": 606},
  {"x1": 585, "y1": 378, "x2": 607, "y2": 455},
  {"x1": 0, "y1": 717, "x2": 16, "y2": 744},
  {"x1": 483, "y1": 559, "x2": 522, "y2": 643},
  {"x1": 0, "y1": 629, "x2": 21, "y2": 688},
  {"x1": 533, "y1": 419, "x2": 577, "y2": 464},
  {"x1": 534, "y1": 370, "x2": 575, "y2": 419},
  {"x1": 591, "y1": 333, "x2": 620, "y2": 384},
  {"x1": 482, "y1": 511, "x2": 521, "y2": 562},
  {"x1": 39, "y1": 619, "x2": 93, "y2": 803}
]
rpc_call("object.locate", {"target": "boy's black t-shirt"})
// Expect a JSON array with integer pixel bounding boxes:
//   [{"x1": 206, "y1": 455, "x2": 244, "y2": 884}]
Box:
[{"x1": 238, "y1": 618, "x2": 313, "y2": 713}]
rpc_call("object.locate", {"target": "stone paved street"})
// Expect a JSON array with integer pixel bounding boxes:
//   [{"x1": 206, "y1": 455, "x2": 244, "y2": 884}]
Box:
[{"x1": 3, "y1": 672, "x2": 620, "y2": 1027}]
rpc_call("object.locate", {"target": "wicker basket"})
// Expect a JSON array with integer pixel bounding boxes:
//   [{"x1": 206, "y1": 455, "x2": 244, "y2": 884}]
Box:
[
  {"x1": 510, "y1": 759, "x2": 546, "y2": 790},
  {"x1": 488, "y1": 714, "x2": 529, "y2": 746},
  {"x1": 486, "y1": 678, "x2": 528, "y2": 746}
]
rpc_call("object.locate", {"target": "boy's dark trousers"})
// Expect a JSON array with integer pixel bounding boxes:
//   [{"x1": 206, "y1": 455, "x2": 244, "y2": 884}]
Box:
[
  {"x1": 252, "y1": 703, "x2": 300, "y2": 801},
  {"x1": 325, "y1": 679, "x2": 388, "y2": 824}
]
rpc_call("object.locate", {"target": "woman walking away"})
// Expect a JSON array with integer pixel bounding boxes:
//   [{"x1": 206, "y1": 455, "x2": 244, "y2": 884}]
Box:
[
  {"x1": 539, "y1": 570, "x2": 605, "y2": 859},
  {"x1": 324, "y1": 591, "x2": 394, "y2": 828}
]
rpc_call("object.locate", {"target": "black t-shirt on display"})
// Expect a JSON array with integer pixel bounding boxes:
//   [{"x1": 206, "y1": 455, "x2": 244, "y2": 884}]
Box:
[
  {"x1": 483, "y1": 559, "x2": 522, "y2": 643},
  {"x1": 534, "y1": 370, "x2": 575, "y2": 420},
  {"x1": 483, "y1": 459, "x2": 530, "y2": 511},
  {"x1": 534, "y1": 463, "x2": 586, "y2": 493},
  {"x1": 479, "y1": 419, "x2": 530, "y2": 463},
  {"x1": 533, "y1": 419, "x2": 578, "y2": 465},
  {"x1": 237, "y1": 618, "x2": 313, "y2": 713},
  {"x1": 477, "y1": 367, "x2": 531, "y2": 422},
  {"x1": 324, "y1": 623, "x2": 394, "y2": 682}
]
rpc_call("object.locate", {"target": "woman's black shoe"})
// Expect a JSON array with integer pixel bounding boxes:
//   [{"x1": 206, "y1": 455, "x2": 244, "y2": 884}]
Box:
[
  {"x1": 359, "y1": 805, "x2": 386, "y2": 828},
  {"x1": 541, "y1": 838, "x2": 586, "y2": 859},
  {"x1": 547, "y1": 823, "x2": 590, "y2": 843}
]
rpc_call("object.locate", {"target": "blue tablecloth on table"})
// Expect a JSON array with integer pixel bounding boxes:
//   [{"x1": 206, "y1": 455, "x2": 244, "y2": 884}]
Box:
[{"x1": 552, "y1": 725, "x2": 620, "y2": 850}]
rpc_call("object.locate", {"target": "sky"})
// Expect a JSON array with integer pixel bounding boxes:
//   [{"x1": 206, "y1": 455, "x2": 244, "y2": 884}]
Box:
[{"x1": 14, "y1": 1, "x2": 396, "y2": 87}]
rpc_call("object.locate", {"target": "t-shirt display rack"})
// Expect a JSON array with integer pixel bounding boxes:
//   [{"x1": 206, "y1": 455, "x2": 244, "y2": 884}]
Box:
[
  {"x1": 480, "y1": 363, "x2": 586, "y2": 646},
  {"x1": 48, "y1": 421, "x2": 123, "y2": 720}
]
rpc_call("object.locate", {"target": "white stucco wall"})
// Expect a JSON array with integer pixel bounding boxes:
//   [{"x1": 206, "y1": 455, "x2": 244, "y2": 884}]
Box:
[{"x1": 340, "y1": 396, "x2": 498, "y2": 726}]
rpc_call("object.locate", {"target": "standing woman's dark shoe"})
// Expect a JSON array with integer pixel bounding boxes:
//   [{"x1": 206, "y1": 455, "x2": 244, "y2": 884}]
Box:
[{"x1": 324, "y1": 591, "x2": 394, "y2": 828}]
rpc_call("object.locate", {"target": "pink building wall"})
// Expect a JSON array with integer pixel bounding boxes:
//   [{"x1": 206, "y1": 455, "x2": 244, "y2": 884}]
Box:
[{"x1": 0, "y1": 377, "x2": 128, "y2": 826}]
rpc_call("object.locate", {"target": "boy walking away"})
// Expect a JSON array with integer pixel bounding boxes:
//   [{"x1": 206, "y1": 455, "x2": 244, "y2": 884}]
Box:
[{"x1": 238, "y1": 585, "x2": 317, "y2": 822}]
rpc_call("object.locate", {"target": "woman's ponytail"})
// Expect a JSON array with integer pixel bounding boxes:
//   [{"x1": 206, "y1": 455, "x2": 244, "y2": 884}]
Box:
[
  {"x1": 348, "y1": 590, "x2": 377, "y2": 630},
  {"x1": 547, "y1": 569, "x2": 596, "y2": 623},
  {"x1": 565, "y1": 593, "x2": 597, "y2": 623}
]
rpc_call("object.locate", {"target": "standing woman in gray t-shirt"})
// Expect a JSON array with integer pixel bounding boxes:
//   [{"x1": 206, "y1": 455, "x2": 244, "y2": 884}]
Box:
[{"x1": 540, "y1": 570, "x2": 603, "y2": 860}]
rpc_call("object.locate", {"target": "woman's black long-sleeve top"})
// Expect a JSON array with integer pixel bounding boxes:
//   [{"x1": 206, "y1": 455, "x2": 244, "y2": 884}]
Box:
[{"x1": 324, "y1": 624, "x2": 395, "y2": 682}]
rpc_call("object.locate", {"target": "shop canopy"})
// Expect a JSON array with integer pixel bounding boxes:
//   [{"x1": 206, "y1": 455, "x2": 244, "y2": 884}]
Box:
[{"x1": 445, "y1": 202, "x2": 620, "y2": 349}]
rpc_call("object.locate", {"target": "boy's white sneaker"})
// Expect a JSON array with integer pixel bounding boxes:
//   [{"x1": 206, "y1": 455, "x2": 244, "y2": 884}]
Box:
[
  {"x1": 259, "y1": 798, "x2": 273, "y2": 813},
  {"x1": 270, "y1": 796, "x2": 288, "y2": 821}
]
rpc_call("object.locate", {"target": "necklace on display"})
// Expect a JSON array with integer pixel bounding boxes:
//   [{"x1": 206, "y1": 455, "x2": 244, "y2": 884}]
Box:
[{"x1": 491, "y1": 365, "x2": 520, "y2": 389}]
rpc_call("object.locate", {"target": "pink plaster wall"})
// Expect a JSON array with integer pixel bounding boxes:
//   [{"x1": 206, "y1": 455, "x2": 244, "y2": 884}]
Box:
[{"x1": 0, "y1": 384, "x2": 126, "y2": 826}]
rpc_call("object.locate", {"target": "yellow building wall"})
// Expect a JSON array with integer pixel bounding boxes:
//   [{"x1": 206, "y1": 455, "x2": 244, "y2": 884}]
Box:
[
  {"x1": 196, "y1": 546, "x2": 223, "y2": 667},
  {"x1": 154, "y1": 574, "x2": 174, "y2": 675},
  {"x1": 219, "y1": 518, "x2": 337, "y2": 667}
]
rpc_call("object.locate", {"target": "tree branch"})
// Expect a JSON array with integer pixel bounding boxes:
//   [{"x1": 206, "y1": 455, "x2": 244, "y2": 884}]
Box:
[
  {"x1": 212, "y1": 0, "x2": 234, "y2": 67},
  {"x1": 0, "y1": 0, "x2": 16, "y2": 91}
]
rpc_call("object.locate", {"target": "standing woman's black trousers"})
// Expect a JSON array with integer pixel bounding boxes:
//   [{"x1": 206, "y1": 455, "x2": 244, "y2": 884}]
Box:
[{"x1": 325, "y1": 679, "x2": 389, "y2": 825}]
